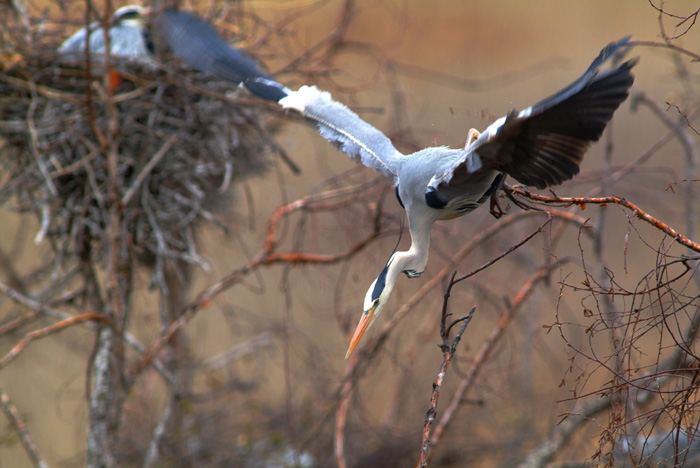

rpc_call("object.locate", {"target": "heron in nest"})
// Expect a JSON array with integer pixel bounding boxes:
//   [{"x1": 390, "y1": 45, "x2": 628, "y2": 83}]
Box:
[
  {"x1": 155, "y1": 9, "x2": 637, "y2": 358},
  {"x1": 58, "y1": 5, "x2": 153, "y2": 63}
]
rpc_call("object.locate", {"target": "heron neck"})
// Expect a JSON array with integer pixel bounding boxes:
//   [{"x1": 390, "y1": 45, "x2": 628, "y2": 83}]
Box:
[
  {"x1": 392, "y1": 242, "x2": 429, "y2": 279},
  {"x1": 404, "y1": 216, "x2": 432, "y2": 275},
  {"x1": 382, "y1": 220, "x2": 432, "y2": 295}
]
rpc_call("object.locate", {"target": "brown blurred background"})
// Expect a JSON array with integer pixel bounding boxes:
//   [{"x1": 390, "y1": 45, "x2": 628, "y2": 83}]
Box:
[{"x1": 1, "y1": 1, "x2": 698, "y2": 467}]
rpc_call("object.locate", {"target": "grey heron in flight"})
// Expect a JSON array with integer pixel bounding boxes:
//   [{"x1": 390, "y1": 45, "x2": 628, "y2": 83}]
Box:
[
  {"x1": 58, "y1": 5, "x2": 153, "y2": 63},
  {"x1": 155, "y1": 9, "x2": 637, "y2": 358}
]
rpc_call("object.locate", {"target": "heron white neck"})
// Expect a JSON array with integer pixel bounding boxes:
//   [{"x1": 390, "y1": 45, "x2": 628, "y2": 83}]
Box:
[
  {"x1": 388, "y1": 240, "x2": 429, "y2": 282},
  {"x1": 372, "y1": 223, "x2": 431, "y2": 308}
]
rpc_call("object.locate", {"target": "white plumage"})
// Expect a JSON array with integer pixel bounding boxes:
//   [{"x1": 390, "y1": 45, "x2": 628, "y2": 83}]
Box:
[{"x1": 58, "y1": 5, "x2": 152, "y2": 64}]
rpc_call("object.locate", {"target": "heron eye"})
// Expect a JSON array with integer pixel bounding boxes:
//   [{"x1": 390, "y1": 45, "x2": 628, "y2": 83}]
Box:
[{"x1": 373, "y1": 299, "x2": 380, "y2": 307}]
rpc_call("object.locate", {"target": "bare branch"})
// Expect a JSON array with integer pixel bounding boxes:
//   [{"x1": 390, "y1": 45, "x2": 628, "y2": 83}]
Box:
[
  {"x1": 507, "y1": 188, "x2": 700, "y2": 254},
  {"x1": 429, "y1": 265, "x2": 556, "y2": 451},
  {"x1": 0, "y1": 312, "x2": 108, "y2": 369},
  {"x1": 0, "y1": 390, "x2": 50, "y2": 468},
  {"x1": 417, "y1": 306, "x2": 476, "y2": 467}
]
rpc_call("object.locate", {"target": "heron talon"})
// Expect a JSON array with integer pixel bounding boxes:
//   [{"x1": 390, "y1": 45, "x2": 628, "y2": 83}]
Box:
[
  {"x1": 489, "y1": 192, "x2": 509, "y2": 219},
  {"x1": 502, "y1": 183, "x2": 543, "y2": 212}
]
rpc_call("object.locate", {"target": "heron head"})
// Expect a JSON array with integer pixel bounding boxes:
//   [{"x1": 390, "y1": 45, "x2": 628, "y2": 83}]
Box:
[
  {"x1": 112, "y1": 5, "x2": 150, "y2": 24},
  {"x1": 345, "y1": 254, "x2": 399, "y2": 358}
]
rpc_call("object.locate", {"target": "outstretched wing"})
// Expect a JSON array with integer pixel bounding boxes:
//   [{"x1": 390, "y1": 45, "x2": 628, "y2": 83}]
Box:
[
  {"x1": 155, "y1": 9, "x2": 287, "y2": 101},
  {"x1": 278, "y1": 86, "x2": 404, "y2": 179},
  {"x1": 155, "y1": 9, "x2": 404, "y2": 180},
  {"x1": 429, "y1": 37, "x2": 636, "y2": 192}
]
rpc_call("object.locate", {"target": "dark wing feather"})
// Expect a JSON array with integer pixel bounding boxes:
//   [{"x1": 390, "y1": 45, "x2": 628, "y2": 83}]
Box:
[
  {"x1": 519, "y1": 36, "x2": 632, "y2": 120},
  {"x1": 429, "y1": 38, "x2": 636, "y2": 194},
  {"x1": 155, "y1": 9, "x2": 287, "y2": 101},
  {"x1": 155, "y1": 9, "x2": 403, "y2": 179},
  {"x1": 491, "y1": 58, "x2": 636, "y2": 188}
]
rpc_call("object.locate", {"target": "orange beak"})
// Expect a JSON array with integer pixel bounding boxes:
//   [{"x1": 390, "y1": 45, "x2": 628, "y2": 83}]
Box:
[{"x1": 345, "y1": 308, "x2": 375, "y2": 359}]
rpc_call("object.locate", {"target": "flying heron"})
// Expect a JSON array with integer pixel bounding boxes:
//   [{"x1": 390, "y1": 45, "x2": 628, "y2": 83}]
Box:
[
  {"x1": 58, "y1": 5, "x2": 153, "y2": 63},
  {"x1": 155, "y1": 9, "x2": 637, "y2": 358}
]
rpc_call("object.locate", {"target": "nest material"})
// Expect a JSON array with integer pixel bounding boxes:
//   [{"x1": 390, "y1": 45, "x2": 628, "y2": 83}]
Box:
[{"x1": 0, "y1": 45, "x2": 281, "y2": 277}]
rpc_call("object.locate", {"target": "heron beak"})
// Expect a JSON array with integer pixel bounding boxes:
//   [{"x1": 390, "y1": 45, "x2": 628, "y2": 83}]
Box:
[{"x1": 345, "y1": 307, "x2": 375, "y2": 359}]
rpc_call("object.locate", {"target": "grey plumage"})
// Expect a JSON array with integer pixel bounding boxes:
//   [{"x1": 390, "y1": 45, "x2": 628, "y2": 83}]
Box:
[
  {"x1": 280, "y1": 85, "x2": 403, "y2": 180},
  {"x1": 153, "y1": 9, "x2": 637, "y2": 356},
  {"x1": 58, "y1": 5, "x2": 153, "y2": 64},
  {"x1": 155, "y1": 9, "x2": 287, "y2": 101}
]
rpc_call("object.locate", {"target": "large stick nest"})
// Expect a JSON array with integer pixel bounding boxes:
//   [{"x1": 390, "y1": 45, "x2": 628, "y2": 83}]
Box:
[{"x1": 0, "y1": 7, "x2": 288, "y2": 278}]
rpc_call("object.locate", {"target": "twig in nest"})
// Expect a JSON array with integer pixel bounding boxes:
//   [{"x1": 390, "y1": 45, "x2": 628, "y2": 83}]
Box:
[
  {"x1": 0, "y1": 54, "x2": 274, "y2": 280},
  {"x1": 121, "y1": 133, "x2": 179, "y2": 206}
]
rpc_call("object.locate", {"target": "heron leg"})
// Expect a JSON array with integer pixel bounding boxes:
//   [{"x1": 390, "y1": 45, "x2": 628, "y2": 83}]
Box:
[
  {"x1": 489, "y1": 177, "x2": 510, "y2": 219},
  {"x1": 464, "y1": 128, "x2": 481, "y2": 148}
]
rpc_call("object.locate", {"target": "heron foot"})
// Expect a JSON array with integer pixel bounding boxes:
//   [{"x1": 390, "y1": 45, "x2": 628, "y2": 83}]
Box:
[
  {"x1": 490, "y1": 190, "x2": 510, "y2": 218},
  {"x1": 501, "y1": 183, "x2": 545, "y2": 213}
]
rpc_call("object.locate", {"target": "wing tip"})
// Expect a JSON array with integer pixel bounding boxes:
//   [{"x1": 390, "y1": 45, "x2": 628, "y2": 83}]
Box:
[
  {"x1": 245, "y1": 77, "x2": 288, "y2": 102},
  {"x1": 595, "y1": 36, "x2": 633, "y2": 68}
]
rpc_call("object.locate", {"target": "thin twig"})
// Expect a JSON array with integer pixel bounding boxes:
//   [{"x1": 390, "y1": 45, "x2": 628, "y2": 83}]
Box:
[
  {"x1": 0, "y1": 312, "x2": 109, "y2": 368},
  {"x1": 0, "y1": 279, "x2": 66, "y2": 318},
  {"x1": 334, "y1": 377, "x2": 353, "y2": 468},
  {"x1": 417, "y1": 306, "x2": 476, "y2": 468},
  {"x1": 507, "y1": 189, "x2": 700, "y2": 254},
  {"x1": 121, "y1": 134, "x2": 179, "y2": 206},
  {"x1": 0, "y1": 391, "x2": 50, "y2": 468},
  {"x1": 430, "y1": 265, "x2": 555, "y2": 450},
  {"x1": 516, "y1": 303, "x2": 700, "y2": 468},
  {"x1": 630, "y1": 39, "x2": 700, "y2": 62},
  {"x1": 127, "y1": 182, "x2": 384, "y2": 378},
  {"x1": 453, "y1": 215, "x2": 553, "y2": 284}
]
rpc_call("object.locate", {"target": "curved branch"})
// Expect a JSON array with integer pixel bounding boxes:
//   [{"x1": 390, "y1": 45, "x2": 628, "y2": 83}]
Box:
[
  {"x1": 0, "y1": 312, "x2": 109, "y2": 369},
  {"x1": 508, "y1": 188, "x2": 700, "y2": 254}
]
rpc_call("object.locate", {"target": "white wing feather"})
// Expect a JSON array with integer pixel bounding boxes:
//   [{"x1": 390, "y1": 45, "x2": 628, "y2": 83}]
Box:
[{"x1": 280, "y1": 86, "x2": 404, "y2": 180}]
